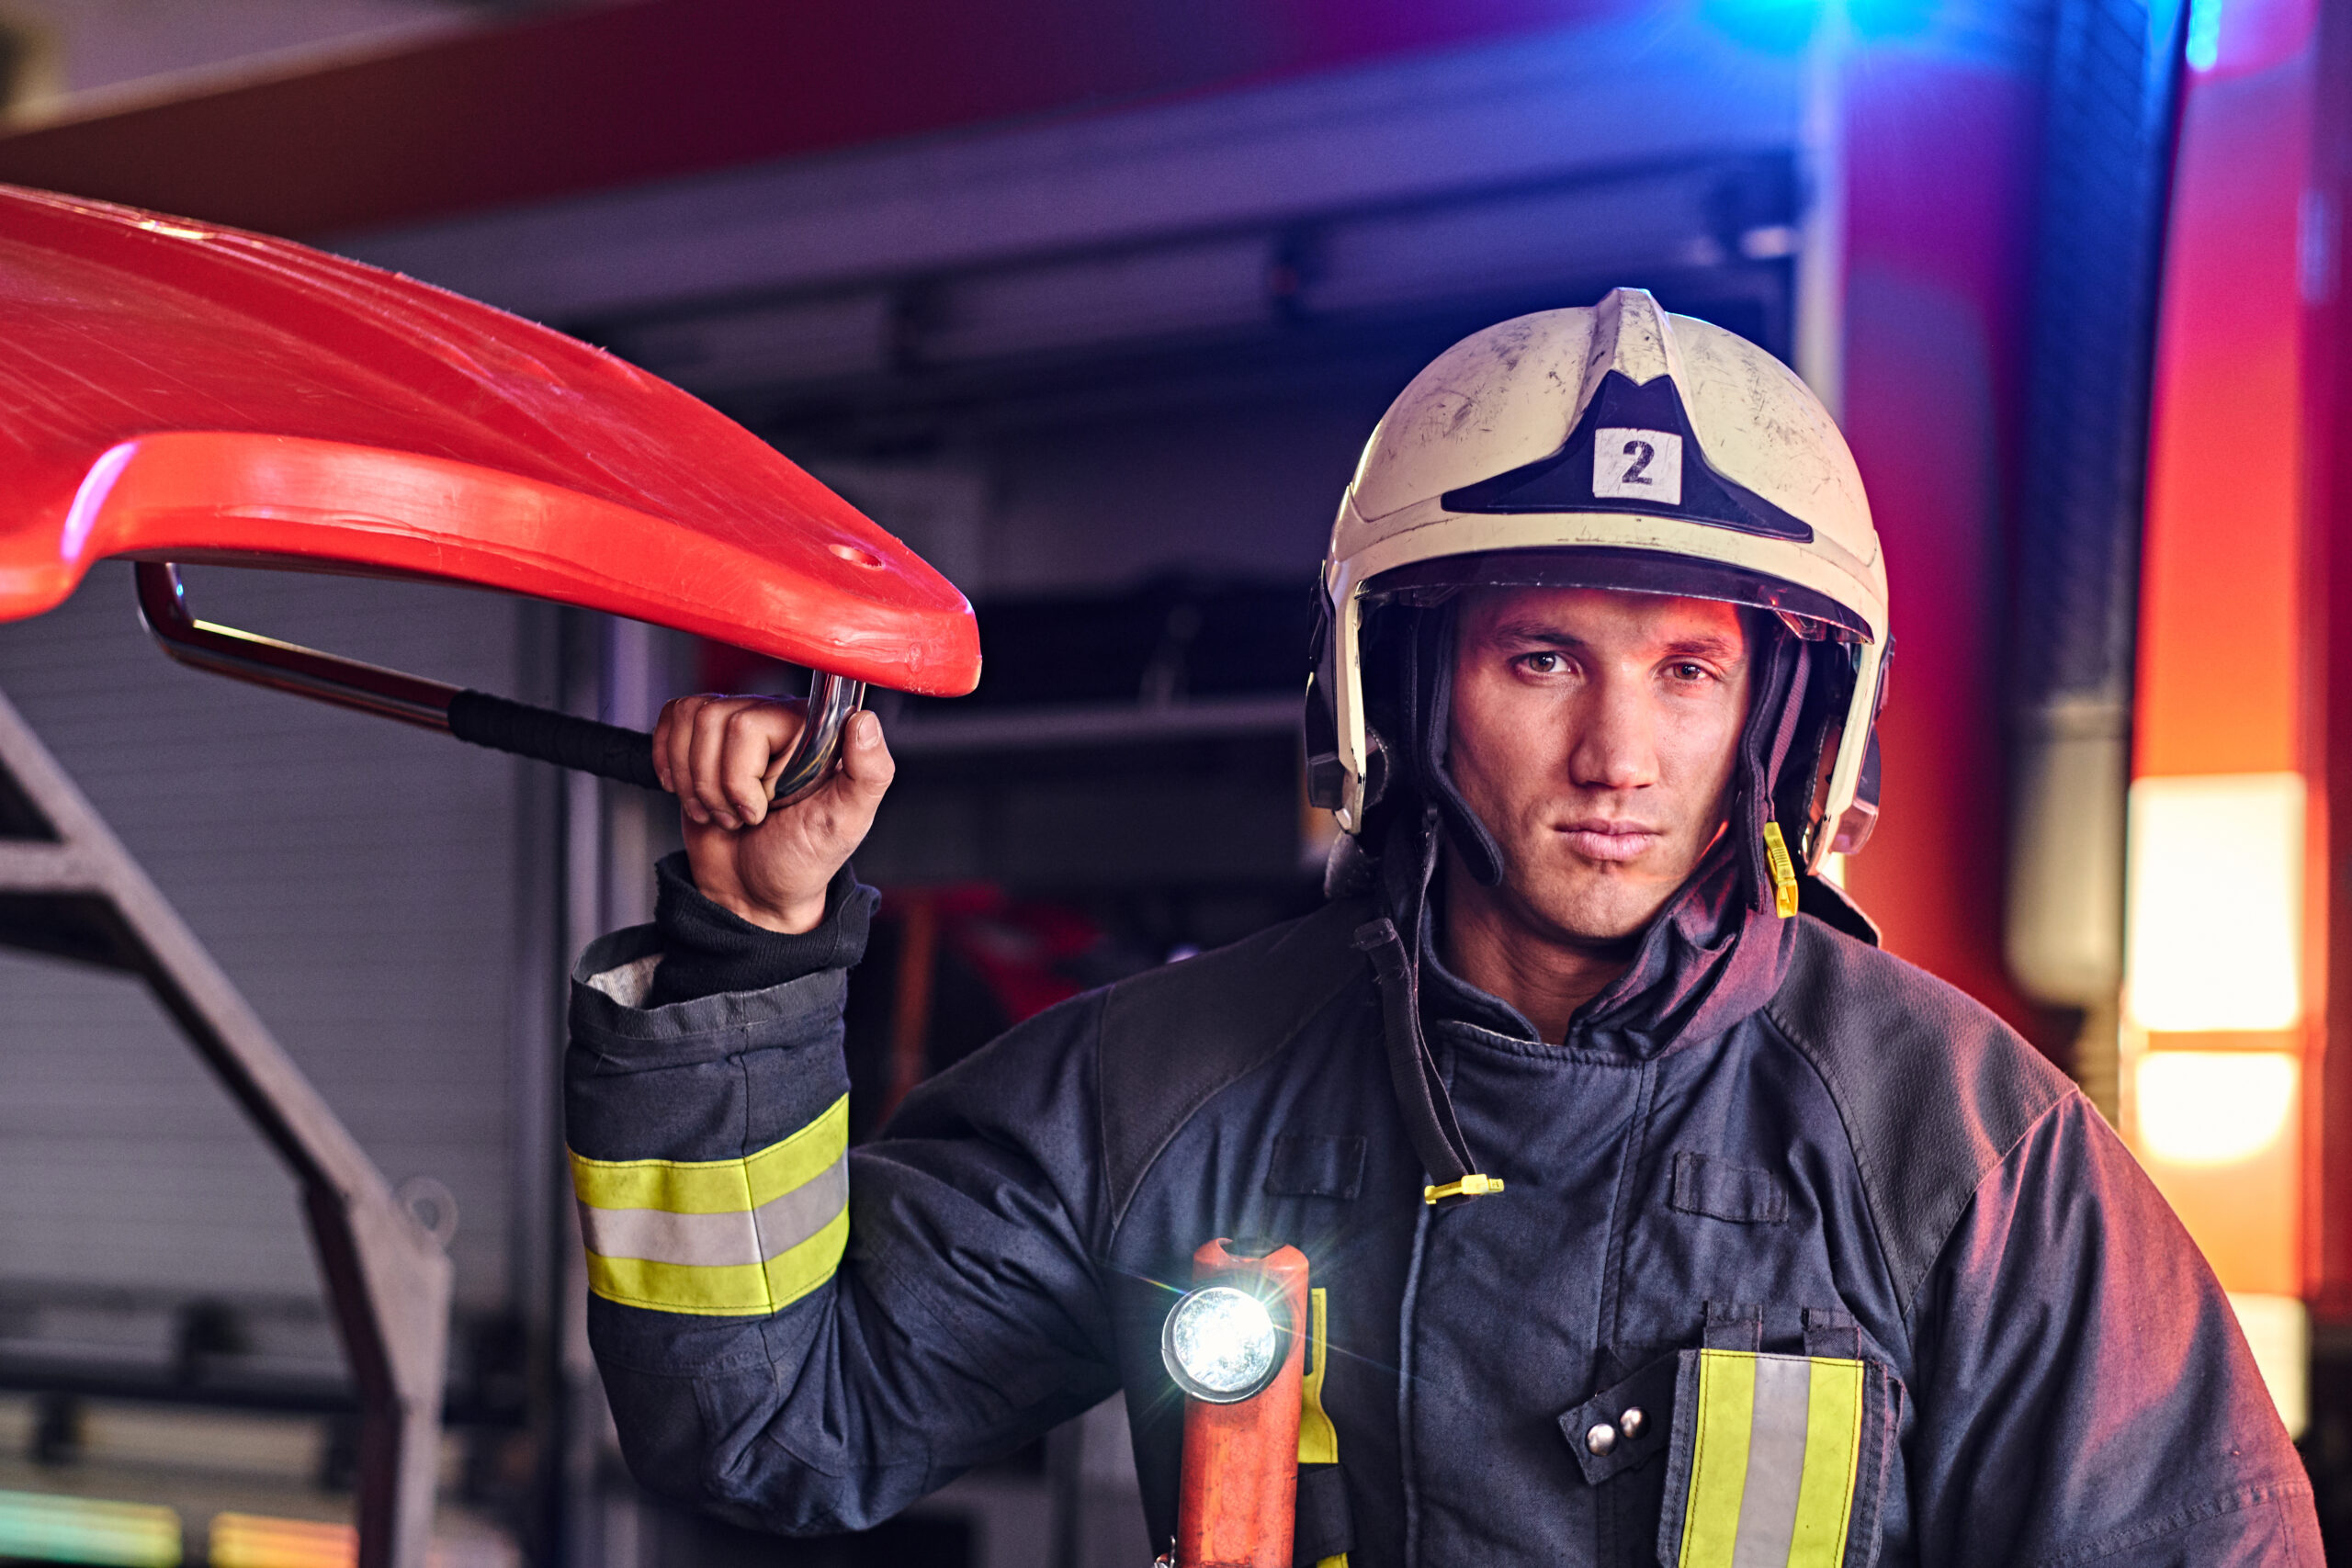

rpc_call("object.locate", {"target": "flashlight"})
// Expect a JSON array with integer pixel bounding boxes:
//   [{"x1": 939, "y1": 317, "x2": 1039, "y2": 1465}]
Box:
[
  {"x1": 1162, "y1": 1238, "x2": 1309, "y2": 1568},
  {"x1": 1162, "y1": 1284, "x2": 1283, "y2": 1403}
]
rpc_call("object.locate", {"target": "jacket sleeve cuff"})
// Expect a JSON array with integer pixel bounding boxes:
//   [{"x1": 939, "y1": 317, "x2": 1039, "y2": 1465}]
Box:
[{"x1": 642, "y1": 850, "x2": 876, "y2": 1007}]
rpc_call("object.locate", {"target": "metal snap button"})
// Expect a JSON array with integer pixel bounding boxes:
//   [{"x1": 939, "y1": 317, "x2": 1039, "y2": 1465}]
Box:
[
  {"x1": 1585, "y1": 1421, "x2": 1618, "y2": 1456},
  {"x1": 1619, "y1": 1406, "x2": 1645, "y2": 1440}
]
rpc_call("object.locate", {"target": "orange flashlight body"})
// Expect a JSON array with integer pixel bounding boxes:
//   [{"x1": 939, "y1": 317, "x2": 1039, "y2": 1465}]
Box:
[{"x1": 1172, "y1": 1238, "x2": 1310, "y2": 1568}]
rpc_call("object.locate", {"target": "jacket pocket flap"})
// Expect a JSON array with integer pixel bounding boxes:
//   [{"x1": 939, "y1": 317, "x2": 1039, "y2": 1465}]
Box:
[
  {"x1": 1266, "y1": 1134, "x2": 1366, "y2": 1200},
  {"x1": 1669, "y1": 1151, "x2": 1789, "y2": 1224}
]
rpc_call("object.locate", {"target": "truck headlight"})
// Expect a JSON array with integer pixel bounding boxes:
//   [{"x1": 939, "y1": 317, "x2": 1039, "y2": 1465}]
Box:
[{"x1": 1160, "y1": 1283, "x2": 1283, "y2": 1403}]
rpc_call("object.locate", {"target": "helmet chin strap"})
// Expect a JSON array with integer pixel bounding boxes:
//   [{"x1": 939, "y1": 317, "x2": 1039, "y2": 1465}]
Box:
[
  {"x1": 1353, "y1": 806, "x2": 1490, "y2": 1206},
  {"x1": 1736, "y1": 624, "x2": 1813, "y2": 913}
]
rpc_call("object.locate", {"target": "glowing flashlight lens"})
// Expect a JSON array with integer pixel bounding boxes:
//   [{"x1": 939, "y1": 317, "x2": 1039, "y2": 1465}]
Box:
[{"x1": 1162, "y1": 1285, "x2": 1280, "y2": 1403}]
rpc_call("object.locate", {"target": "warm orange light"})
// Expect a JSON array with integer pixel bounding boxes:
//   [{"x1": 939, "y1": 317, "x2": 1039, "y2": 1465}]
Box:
[
  {"x1": 2123, "y1": 774, "x2": 2304, "y2": 1032},
  {"x1": 209, "y1": 1515, "x2": 351, "y2": 1568},
  {"x1": 2228, "y1": 1292, "x2": 2310, "y2": 1438},
  {"x1": 206, "y1": 1515, "x2": 507, "y2": 1568},
  {"x1": 2128, "y1": 1045, "x2": 2304, "y2": 1297},
  {"x1": 2135, "y1": 1051, "x2": 2301, "y2": 1166}
]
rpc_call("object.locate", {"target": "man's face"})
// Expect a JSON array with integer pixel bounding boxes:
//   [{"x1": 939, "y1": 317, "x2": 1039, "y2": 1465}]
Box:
[{"x1": 1447, "y1": 586, "x2": 1752, "y2": 944}]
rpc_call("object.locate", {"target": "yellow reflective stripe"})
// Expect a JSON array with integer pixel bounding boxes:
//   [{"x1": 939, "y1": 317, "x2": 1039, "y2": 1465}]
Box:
[
  {"x1": 573, "y1": 1099, "x2": 854, "y2": 1316},
  {"x1": 571, "y1": 1095, "x2": 849, "y2": 1213},
  {"x1": 578, "y1": 1156, "x2": 845, "y2": 1269},
  {"x1": 1789, "y1": 1358, "x2": 1865, "y2": 1566},
  {"x1": 1679, "y1": 1349, "x2": 1756, "y2": 1568},
  {"x1": 586, "y1": 1207, "x2": 849, "y2": 1317},
  {"x1": 1295, "y1": 1285, "x2": 1347, "y2": 1568}
]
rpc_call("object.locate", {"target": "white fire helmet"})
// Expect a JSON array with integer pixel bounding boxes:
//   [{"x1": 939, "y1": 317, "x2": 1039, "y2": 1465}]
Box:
[{"x1": 1305, "y1": 288, "x2": 1891, "y2": 873}]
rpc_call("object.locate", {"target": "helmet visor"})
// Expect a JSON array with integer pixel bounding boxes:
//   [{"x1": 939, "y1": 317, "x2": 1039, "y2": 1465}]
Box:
[{"x1": 1362, "y1": 546, "x2": 1872, "y2": 644}]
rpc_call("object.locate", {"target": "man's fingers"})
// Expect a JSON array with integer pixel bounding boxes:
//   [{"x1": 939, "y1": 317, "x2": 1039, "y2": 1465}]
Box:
[
  {"x1": 837, "y1": 710, "x2": 895, "y2": 803},
  {"x1": 795, "y1": 711, "x2": 895, "y2": 851},
  {"x1": 720, "y1": 705, "x2": 803, "y2": 826},
  {"x1": 652, "y1": 698, "x2": 675, "y2": 794},
  {"x1": 686, "y1": 699, "x2": 751, "y2": 829},
  {"x1": 660, "y1": 693, "x2": 842, "y2": 839},
  {"x1": 658, "y1": 694, "x2": 708, "y2": 818}
]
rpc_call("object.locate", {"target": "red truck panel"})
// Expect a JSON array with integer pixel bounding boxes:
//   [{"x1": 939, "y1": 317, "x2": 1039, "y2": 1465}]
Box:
[{"x1": 0, "y1": 185, "x2": 980, "y2": 695}]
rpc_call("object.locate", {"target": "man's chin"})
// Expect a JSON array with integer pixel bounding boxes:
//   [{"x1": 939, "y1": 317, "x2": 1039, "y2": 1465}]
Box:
[{"x1": 1513, "y1": 870, "x2": 1681, "y2": 949}]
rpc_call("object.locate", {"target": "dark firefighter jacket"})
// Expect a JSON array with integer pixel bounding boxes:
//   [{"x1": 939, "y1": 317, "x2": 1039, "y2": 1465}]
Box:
[{"x1": 567, "y1": 849, "x2": 2320, "y2": 1567}]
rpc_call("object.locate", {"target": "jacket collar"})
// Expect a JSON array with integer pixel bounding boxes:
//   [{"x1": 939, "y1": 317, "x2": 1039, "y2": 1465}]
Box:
[{"x1": 1417, "y1": 837, "x2": 1798, "y2": 1060}]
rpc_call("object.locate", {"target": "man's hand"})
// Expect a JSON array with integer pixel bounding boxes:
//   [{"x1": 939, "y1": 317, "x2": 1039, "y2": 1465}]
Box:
[{"x1": 651, "y1": 694, "x2": 895, "y2": 935}]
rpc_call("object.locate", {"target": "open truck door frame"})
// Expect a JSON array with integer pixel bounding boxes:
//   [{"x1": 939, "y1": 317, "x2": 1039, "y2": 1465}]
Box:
[{"x1": 0, "y1": 182, "x2": 981, "y2": 1568}]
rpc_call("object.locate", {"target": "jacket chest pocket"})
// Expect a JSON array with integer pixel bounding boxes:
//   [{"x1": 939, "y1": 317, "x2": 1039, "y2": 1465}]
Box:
[{"x1": 1656, "y1": 1348, "x2": 1897, "y2": 1568}]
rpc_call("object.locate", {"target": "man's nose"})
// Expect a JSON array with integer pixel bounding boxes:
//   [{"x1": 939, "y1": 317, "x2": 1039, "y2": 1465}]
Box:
[{"x1": 1566, "y1": 673, "x2": 1658, "y2": 791}]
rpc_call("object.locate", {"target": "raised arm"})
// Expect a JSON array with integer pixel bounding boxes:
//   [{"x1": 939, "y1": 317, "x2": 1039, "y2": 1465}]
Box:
[{"x1": 566, "y1": 696, "x2": 1123, "y2": 1533}]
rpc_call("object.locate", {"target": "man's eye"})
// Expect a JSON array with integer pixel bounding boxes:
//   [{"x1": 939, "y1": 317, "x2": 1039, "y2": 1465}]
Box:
[
  {"x1": 1668, "y1": 661, "x2": 1712, "y2": 682},
  {"x1": 1519, "y1": 652, "x2": 1563, "y2": 675}
]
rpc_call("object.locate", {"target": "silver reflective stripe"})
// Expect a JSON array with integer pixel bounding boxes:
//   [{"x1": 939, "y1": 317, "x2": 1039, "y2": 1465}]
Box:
[
  {"x1": 578, "y1": 1155, "x2": 847, "y2": 1267},
  {"x1": 1728, "y1": 1355, "x2": 1812, "y2": 1568}
]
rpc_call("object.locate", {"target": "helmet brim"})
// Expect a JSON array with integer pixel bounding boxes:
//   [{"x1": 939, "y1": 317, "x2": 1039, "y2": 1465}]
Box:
[{"x1": 1362, "y1": 545, "x2": 1871, "y2": 644}]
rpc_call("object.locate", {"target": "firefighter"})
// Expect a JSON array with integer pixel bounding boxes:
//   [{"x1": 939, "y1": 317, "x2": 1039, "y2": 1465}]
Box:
[{"x1": 566, "y1": 290, "x2": 2318, "y2": 1563}]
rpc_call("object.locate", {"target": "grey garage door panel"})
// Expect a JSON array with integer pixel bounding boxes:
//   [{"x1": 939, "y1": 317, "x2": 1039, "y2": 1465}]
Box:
[{"x1": 0, "y1": 563, "x2": 532, "y2": 1313}]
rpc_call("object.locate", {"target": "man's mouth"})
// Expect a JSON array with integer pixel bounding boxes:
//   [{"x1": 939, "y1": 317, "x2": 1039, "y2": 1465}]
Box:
[{"x1": 1556, "y1": 819, "x2": 1662, "y2": 863}]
